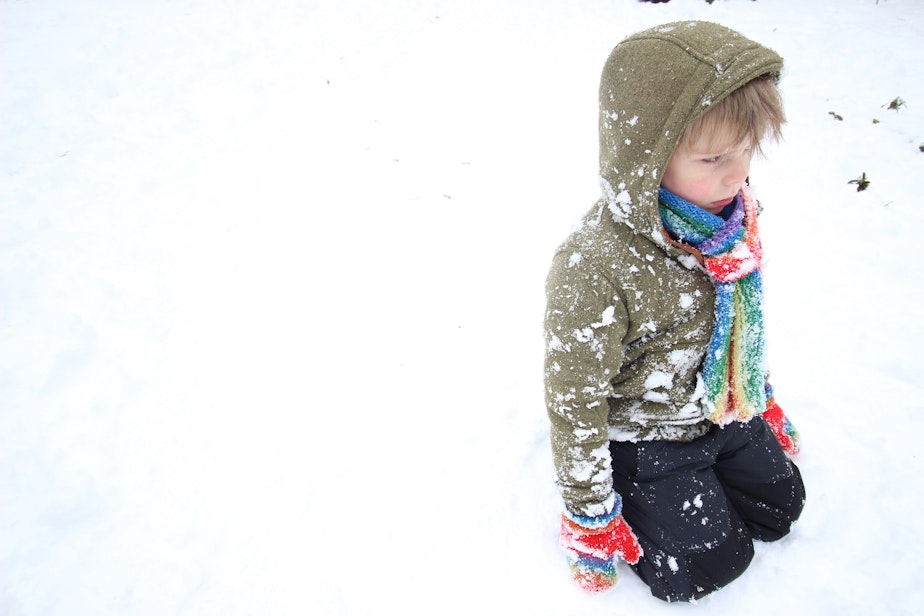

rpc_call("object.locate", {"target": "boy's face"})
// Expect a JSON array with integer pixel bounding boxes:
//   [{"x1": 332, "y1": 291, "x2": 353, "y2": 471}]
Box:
[{"x1": 661, "y1": 130, "x2": 754, "y2": 215}]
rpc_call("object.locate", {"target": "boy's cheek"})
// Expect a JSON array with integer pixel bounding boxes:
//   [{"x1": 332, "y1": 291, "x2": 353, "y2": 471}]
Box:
[
  {"x1": 689, "y1": 178, "x2": 717, "y2": 201},
  {"x1": 663, "y1": 176, "x2": 715, "y2": 208}
]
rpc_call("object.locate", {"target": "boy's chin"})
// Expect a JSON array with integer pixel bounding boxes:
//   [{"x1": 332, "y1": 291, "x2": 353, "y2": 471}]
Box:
[{"x1": 698, "y1": 203, "x2": 726, "y2": 215}]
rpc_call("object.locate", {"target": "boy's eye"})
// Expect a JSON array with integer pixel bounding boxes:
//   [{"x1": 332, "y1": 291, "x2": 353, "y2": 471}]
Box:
[{"x1": 700, "y1": 146, "x2": 753, "y2": 164}]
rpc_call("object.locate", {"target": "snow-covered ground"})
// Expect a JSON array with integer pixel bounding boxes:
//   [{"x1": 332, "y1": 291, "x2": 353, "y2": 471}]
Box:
[{"x1": 2, "y1": 0, "x2": 923, "y2": 613}]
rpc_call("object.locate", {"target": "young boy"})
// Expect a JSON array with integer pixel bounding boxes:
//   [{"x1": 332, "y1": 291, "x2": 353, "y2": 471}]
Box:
[{"x1": 545, "y1": 21, "x2": 805, "y2": 603}]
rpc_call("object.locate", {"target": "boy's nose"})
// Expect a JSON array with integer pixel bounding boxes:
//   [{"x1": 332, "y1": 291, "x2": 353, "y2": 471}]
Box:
[{"x1": 724, "y1": 158, "x2": 750, "y2": 185}]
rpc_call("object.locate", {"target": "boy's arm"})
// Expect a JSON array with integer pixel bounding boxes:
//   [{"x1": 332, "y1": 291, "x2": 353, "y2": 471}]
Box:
[
  {"x1": 544, "y1": 247, "x2": 628, "y2": 518},
  {"x1": 545, "y1": 247, "x2": 641, "y2": 593}
]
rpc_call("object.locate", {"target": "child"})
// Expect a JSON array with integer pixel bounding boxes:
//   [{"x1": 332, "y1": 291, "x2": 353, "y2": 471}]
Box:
[{"x1": 545, "y1": 21, "x2": 805, "y2": 603}]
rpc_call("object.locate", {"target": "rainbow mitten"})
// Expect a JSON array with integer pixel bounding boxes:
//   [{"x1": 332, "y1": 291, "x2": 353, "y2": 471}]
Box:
[
  {"x1": 560, "y1": 506, "x2": 642, "y2": 593},
  {"x1": 763, "y1": 397, "x2": 800, "y2": 457}
]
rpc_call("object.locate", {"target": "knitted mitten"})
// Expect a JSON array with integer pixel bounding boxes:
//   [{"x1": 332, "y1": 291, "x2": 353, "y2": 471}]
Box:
[
  {"x1": 763, "y1": 397, "x2": 800, "y2": 457},
  {"x1": 560, "y1": 507, "x2": 642, "y2": 593}
]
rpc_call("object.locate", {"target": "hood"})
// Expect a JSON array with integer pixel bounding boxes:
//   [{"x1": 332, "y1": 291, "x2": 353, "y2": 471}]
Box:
[{"x1": 597, "y1": 21, "x2": 783, "y2": 245}]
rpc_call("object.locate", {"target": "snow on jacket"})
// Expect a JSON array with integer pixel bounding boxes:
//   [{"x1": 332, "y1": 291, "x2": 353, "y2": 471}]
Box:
[{"x1": 544, "y1": 21, "x2": 784, "y2": 518}]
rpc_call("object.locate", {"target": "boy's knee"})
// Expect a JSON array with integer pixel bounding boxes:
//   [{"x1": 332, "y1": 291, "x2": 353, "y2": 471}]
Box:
[
  {"x1": 732, "y1": 463, "x2": 806, "y2": 542},
  {"x1": 634, "y1": 518, "x2": 754, "y2": 603},
  {"x1": 684, "y1": 520, "x2": 754, "y2": 600}
]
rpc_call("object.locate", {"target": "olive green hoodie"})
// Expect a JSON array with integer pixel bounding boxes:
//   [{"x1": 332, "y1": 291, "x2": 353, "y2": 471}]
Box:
[{"x1": 544, "y1": 21, "x2": 783, "y2": 517}]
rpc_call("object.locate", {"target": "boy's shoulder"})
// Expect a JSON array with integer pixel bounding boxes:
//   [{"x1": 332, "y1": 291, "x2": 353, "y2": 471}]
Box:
[{"x1": 554, "y1": 199, "x2": 662, "y2": 267}]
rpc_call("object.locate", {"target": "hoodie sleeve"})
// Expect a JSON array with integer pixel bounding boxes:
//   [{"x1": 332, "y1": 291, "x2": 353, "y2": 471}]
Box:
[{"x1": 544, "y1": 244, "x2": 629, "y2": 518}]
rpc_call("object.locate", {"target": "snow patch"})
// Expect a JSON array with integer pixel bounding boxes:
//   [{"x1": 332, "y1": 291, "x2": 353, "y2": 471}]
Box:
[
  {"x1": 573, "y1": 327, "x2": 594, "y2": 343},
  {"x1": 593, "y1": 306, "x2": 617, "y2": 329},
  {"x1": 644, "y1": 370, "x2": 674, "y2": 390},
  {"x1": 678, "y1": 253, "x2": 701, "y2": 270}
]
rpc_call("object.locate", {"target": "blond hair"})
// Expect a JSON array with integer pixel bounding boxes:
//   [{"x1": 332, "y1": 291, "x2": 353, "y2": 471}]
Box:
[{"x1": 678, "y1": 75, "x2": 785, "y2": 155}]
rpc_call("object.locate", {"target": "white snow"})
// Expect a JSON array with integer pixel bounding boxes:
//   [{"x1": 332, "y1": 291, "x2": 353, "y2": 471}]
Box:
[
  {"x1": 592, "y1": 305, "x2": 617, "y2": 328},
  {"x1": 644, "y1": 370, "x2": 675, "y2": 391},
  {"x1": 667, "y1": 555, "x2": 680, "y2": 573},
  {"x1": 678, "y1": 252, "x2": 701, "y2": 269},
  {"x1": 3, "y1": 0, "x2": 924, "y2": 614}
]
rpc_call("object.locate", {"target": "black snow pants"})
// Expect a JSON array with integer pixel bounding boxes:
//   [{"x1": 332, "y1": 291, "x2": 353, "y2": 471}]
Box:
[{"x1": 609, "y1": 416, "x2": 805, "y2": 602}]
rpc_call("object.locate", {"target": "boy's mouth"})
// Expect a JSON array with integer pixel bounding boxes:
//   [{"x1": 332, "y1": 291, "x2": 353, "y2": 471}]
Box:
[{"x1": 711, "y1": 196, "x2": 735, "y2": 208}]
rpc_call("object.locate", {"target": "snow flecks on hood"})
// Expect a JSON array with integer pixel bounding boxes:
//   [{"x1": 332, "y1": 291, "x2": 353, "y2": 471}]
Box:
[
  {"x1": 602, "y1": 183, "x2": 635, "y2": 229},
  {"x1": 578, "y1": 203, "x2": 606, "y2": 231}
]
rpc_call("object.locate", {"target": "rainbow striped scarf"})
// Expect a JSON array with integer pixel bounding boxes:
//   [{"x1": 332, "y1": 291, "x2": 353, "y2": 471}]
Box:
[{"x1": 659, "y1": 186, "x2": 768, "y2": 425}]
